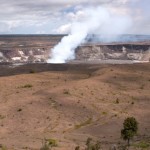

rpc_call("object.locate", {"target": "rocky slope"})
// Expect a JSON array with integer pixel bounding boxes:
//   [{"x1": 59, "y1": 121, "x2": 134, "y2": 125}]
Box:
[
  {"x1": 76, "y1": 44, "x2": 150, "y2": 62},
  {"x1": 0, "y1": 35, "x2": 64, "y2": 63}
]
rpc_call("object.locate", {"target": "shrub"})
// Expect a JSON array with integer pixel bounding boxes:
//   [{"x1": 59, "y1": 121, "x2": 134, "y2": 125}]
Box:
[
  {"x1": 86, "y1": 138, "x2": 101, "y2": 150},
  {"x1": 102, "y1": 112, "x2": 107, "y2": 115},
  {"x1": 21, "y1": 84, "x2": 33, "y2": 88},
  {"x1": 40, "y1": 139, "x2": 57, "y2": 150},
  {"x1": 46, "y1": 139, "x2": 57, "y2": 147},
  {"x1": 75, "y1": 138, "x2": 101, "y2": 150}
]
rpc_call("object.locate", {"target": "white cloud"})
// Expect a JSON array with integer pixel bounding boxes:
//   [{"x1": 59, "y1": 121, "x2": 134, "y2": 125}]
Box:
[
  {"x1": 56, "y1": 23, "x2": 72, "y2": 34},
  {"x1": 0, "y1": 0, "x2": 149, "y2": 34}
]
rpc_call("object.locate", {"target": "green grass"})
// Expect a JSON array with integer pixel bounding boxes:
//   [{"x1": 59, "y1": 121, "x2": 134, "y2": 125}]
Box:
[
  {"x1": 75, "y1": 118, "x2": 92, "y2": 129},
  {"x1": 19, "y1": 84, "x2": 33, "y2": 88},
  {"x1": 133, "y1": 141, "x2": 150, "y2": 149}
]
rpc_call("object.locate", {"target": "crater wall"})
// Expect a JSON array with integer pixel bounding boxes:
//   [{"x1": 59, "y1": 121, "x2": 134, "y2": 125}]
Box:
[{"x1": 0, "y1": 35, "x2": 150, "y2": 63}]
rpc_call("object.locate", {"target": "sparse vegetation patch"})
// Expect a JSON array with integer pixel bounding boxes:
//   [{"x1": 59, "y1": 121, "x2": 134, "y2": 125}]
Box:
[
  {"x1": 19, "y1": 84, "x2": 33, "y2": 88},
  {"x1": 0, "y1": 115, "x2": 5, "y2": 119},
  {"x1": 40, "y1": 139, "x2": 57, "y2": 150},
  {"x1": 63, "y1": 89, "x2": 70, "y2": 95},
  {"x1": 75, "y1": 118, "x2": 92, "y2": 129},
  {"x1": 133, "y1": 141, "x2": 150, "y2": 149}
]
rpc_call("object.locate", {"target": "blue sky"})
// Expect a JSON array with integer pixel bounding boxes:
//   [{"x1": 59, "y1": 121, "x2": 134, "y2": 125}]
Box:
[{"x1": 0, "y1": 0, "x2": 149, "y2": 34}]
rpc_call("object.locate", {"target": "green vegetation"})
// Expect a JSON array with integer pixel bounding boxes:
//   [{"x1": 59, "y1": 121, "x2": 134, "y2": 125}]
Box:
[
  {"x1": 86, "y1": 138, "x2": 101, "y2": 150},
  {"x1": 75, "y1": 118, "x2": 92, "y2": 129},
  {"x1": 121, "y1": 117, "x2": 138, "y2": 147},
  {"x1": 133, "y1": 141, "x2": 150, "y2": 149},
  {"x1": 75, "y1": 138, "x2": 101, "y2": 150},
  {"x1": 46, "y1": 139, "x2": 57, "y2": 147},
  {"x1": 19, "y1": 84, "x2": 33, "y2": 88},
  {"x1": 40, "y1": 139, "x2": 57, "y2": 150}
]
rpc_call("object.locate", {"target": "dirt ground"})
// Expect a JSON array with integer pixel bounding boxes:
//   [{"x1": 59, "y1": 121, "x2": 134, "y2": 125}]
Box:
[{"x1": 0, "y1": 63, "x2": 150, "y2": 150}]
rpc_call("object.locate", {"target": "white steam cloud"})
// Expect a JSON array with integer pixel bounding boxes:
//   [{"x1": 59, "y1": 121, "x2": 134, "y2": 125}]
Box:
[
  {"x1": 47, "y1": 6, "x2": 132, "y2": 63},
  {"x1": 0, "y1": 52, "x2": 3, "y2": 58}
]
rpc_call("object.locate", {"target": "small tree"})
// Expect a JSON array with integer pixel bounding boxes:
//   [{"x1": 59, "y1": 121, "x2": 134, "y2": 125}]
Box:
[{"x1": 121, "y1": 117, "x2": 138, "y2": 147}]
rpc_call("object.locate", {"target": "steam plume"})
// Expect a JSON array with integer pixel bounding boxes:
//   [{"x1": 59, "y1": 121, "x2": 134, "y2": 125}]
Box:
[{"x1": 47, "y1": 6, "x2": 132, "y2": 63}]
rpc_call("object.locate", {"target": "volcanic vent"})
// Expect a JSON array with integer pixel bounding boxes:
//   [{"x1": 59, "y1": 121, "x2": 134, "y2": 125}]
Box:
[{"x1": 48, "y1": 33, "x2": 150, "y2": 63}]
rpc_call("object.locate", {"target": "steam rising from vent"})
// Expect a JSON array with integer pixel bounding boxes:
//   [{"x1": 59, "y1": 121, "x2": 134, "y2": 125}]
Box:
[
  {"x1": 47, "y1": 6, "x2": 132, "y2": 63},
  {"x1": 0, "y1": 52, "x2": 3, "y2": 58}
]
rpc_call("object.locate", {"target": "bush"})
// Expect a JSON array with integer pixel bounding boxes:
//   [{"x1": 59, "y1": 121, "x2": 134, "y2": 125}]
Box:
[
  {"x1": 86, "y1": 138, "x2": 101, "y2": 150},
  {"x1": 46, "y1": 139, "x2": 57, "y2": 147},
  {"x1": 75, "y1": 138, "x2": 101, "y2": 150},
  {"x1": 21, "y1": 84, "x2": 33, "y2": 88},
  {"x1": 40, "y1": 139, "x2": 57, "y2": 150}
]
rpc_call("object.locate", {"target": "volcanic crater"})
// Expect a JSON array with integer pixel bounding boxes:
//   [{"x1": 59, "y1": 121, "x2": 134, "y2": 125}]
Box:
[{"x1": 0, "y1": 35, "x2": 150, "y2": 150}]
